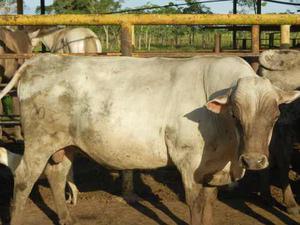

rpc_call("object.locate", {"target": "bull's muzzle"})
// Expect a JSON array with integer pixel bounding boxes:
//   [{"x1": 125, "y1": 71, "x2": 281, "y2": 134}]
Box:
[{"x1": 239, "y1": 153, "x2": 269, "y2": 170}]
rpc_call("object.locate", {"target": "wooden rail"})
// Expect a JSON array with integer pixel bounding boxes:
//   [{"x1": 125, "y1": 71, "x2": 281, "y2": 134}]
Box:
[{"x1": 0, "y1": 51, "x2": 260, "y2": 59}]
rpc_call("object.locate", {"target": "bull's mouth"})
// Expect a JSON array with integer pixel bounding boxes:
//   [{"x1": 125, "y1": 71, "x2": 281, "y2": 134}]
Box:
[{"x1": 239, "y1": 153, "x2": 269, "y2": 170}]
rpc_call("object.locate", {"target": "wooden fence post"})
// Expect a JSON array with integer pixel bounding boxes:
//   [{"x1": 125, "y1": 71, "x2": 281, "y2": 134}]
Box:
[
  {"x1": 121, "y1": 23, "x2": 133, "y2": 56},
  {"x1": 251, "y1": 25, "x2": 260, "y2": 72},
  {"x1": 131, "y1": 25, "x2": 135, "y2": 50},
  {"x1": 242, "y1": 39, "x2": 247, "y2": 50},
  {"x1": 268, "y1": 33, "x2": 274, "y2": 48},
  {"x1": 17, "y1": 0, "x2": 23, "y2": 30},
  {"x1": 214, "y1": 33, "x2": 221, "y2": 53},
  {"x1": 292, "y1": 38, "x2": 297, "y2": 48},
  {"x1": 280, "y1": 25, "x2": 290, "y2": 49}
]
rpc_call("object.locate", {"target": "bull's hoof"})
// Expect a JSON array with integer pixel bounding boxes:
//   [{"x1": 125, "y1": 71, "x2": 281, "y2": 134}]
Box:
[
  {"x1": 287, "y1": 206, "x2": 300, "y2": 215},
  {"x1": 59, "y1": 217, "x2": 80, "y2": 225},
  {"x1": 123, "y1": 193, "x2": 142, "y2": 203},
  {"x1": 66, "y1": 193, "x2": 74, "y2": 205}
]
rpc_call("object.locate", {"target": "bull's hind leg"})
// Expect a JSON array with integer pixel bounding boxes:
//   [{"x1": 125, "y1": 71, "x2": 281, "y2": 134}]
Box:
[
  {"x1": 45, "y1": 154, "x2": 79, "y2": 225},
  {"x1": 10, "y1": 145, "x2": 52, "y2": 225}
]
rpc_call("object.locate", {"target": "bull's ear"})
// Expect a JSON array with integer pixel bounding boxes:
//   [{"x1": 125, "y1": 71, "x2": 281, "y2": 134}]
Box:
[
  {"x1": 277, "y1": 89, "x2": 300, "y2": 104},
  {"x1": 28, "y1": 29, "x2": 40, "y2": 39},
  {"x1": 206, "y1": 95, "x2": 229, "y2": 114}
]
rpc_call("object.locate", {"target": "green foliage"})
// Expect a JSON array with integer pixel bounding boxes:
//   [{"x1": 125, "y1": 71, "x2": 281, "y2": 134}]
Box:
[
  {"x1": 183, "y1": 0, "x2": 212, "y2": 14},
  {"x1": 237, "y1": 0, "x2": 267, "y2": 14},
  {"x1": 0, "y1": 0, "x2": 16, "y2": 14},
  {"x1": 43, "y1": 0, "x2": 123, "y2": 14},
  {"x1": 2, "y1": 96, "x2": 13, "y2": 115}
]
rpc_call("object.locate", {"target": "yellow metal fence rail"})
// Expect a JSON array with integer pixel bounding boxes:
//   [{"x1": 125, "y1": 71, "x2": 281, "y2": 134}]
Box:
[{"x1": 0, "y1": 14, "x2": 299, "y2": 25}]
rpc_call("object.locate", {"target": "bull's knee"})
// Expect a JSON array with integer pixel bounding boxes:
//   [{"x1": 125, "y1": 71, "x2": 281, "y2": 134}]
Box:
[
  {"x1": 15, "y1": 182, "x2": 27, "y2": 192},
  {"x1": 51, "y1": 149, "x2": 65, "y2": 164}
]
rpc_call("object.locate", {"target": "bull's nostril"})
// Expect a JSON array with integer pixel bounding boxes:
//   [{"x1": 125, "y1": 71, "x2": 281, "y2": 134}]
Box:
[
  {"x1": 257, "y1": 157, "x2": 265, "y2": 165},
  {"x1": 241, "y1": 156, "x2": 249, "y2": 168}
]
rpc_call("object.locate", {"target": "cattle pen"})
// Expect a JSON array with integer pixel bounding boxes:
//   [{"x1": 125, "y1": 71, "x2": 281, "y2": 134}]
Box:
[
  {"x1": 1, "y1": 13, "x2": 300, "y2": 225},
  {"x1": 0, "y1": 13, "x2": 299, "y2": 126},
  {"x1": 0, "y1": 14, "x2": 298, "y2": 57}
]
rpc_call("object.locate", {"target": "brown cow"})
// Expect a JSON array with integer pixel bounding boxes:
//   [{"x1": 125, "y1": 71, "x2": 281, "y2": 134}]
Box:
[{"x1": 0, "y1": 28, "x2": 32, "y2": 142}]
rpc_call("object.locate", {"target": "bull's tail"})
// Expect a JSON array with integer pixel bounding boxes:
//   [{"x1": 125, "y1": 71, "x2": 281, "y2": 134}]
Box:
[{"x1": 0, "y1": 62, "x2": 28, "y2": 99}]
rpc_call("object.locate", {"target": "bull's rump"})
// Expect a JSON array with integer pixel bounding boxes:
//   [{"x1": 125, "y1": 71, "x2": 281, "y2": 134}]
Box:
[{"x1": 17, "y1": 55, "x2": 193, "y2": 168}]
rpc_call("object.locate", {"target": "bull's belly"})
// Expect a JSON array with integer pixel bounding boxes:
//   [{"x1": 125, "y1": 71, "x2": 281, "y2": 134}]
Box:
[
  {"x1": 75, "y1": 126, "x2": 170, "y2": 170},
  {"x1": 78, "y1": 140, "x2": 169, "y2": 170}
]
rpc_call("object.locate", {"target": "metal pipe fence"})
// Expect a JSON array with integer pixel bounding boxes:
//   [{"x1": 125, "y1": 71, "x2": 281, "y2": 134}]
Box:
[{"x1": 0, "y1": 14, "x2": 299, "y2": 126}]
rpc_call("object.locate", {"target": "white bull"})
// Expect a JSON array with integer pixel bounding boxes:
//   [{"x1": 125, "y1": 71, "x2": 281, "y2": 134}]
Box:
[{"x1": 1, "y1": 54, "x2": 299, "y2": 225}]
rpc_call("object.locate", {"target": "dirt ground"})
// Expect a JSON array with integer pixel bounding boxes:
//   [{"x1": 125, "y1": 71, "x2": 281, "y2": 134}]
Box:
[{"x1": 0, "y1": 144, "x2": 300, "y2": 225}]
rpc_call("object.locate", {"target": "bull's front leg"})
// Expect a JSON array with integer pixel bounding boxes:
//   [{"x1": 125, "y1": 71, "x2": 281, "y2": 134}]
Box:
[
  {"x1": 181, "y1": 170, "x2": 217, "y2": 225},
  {"x1": 186, "y1": 185, "x2": 217, "y2": 225}
]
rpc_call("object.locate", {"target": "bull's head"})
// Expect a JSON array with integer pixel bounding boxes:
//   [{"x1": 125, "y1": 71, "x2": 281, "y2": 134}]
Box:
[{"x1": 206, "y1": 76, "x2": 300, "y2": 170}]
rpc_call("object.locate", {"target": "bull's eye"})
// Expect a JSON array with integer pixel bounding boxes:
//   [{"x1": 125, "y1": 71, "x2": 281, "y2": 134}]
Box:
[{"x1": 231, "y1": 110, "x2": 237, "y2": 119}]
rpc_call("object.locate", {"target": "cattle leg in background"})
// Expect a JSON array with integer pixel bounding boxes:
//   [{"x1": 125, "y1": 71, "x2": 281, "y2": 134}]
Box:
[
  {"x1": 121, "y1": 170, "x2": 140, "y2": 202},
  {"x1": 276, "y1": 125, "x2": 299, "y2": 214}
]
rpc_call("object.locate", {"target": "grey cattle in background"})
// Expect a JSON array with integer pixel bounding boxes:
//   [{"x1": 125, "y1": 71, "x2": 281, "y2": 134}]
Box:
[
  {"x1": 2, "y1": 54, "x2": 299, "y2": 225},
  {"x1": 28, "y1": 27, "x2": 102, "y2": 53},
  {"x1": 0, "y1": 147, "x2": 78, "y2": 205},
  {"x1": 259, "y1": 49, "x2": 300, "y2": 215},
  {"x1": 0, "y1": 28, "x2": 32, "y2": 142}
]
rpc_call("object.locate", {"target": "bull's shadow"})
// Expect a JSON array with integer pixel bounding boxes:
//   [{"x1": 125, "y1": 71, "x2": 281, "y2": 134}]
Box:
[{"x1": 72, "y1": 156, "x2": 187, "y2": 225}]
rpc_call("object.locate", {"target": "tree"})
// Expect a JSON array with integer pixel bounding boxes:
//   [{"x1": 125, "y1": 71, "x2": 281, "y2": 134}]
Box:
[
  {"x1": 182, "y1": 0, "x2": 212, "y2": 45},
  {"x1": 0, "y1": 0, "x2": 17, "y2": 14},
  {"x1": 237, "y1": 0, "x2": 266, "y2": 14},
  {"x1": 43, "y1": 0, "x2": 122, "y2": 14}
]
